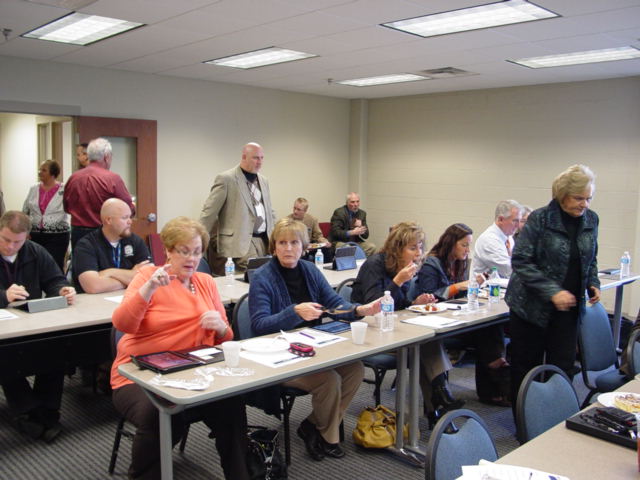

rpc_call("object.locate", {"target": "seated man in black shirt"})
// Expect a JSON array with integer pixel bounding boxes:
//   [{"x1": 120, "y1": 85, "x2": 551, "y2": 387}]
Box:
[
  {"x1": 72, "y1": 198, "x2": 151, "y2": 294},
  {"x1": 0, "y1": 211, "x2": 75, "y2": 442}
]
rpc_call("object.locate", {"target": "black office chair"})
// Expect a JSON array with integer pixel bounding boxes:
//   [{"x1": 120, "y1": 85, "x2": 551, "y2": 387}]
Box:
[
  {"x1": 231, "y1": 293, "x2": 309, "y2": 465},
  {"x1": 108, "y1": 328, "x2": 199, "y2": 474}
]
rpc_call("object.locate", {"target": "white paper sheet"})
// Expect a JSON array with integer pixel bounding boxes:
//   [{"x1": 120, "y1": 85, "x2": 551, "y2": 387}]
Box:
[
  {"x1": 104, "y1": 295, "x2": 124, "y2": 304},
  {"x1": 282, "y1": 328, "x2": 347, "y2": 348},
  {"x1": 401, "y1": 316, "x2": 466, "y2": 330},
  {"x1": 240, "y1": 350, "x2": 309, "y2": 368},
  {"x1": 458, "y1": 461, "x2": 569, "y2": 480},
  {"x1": 0, "y1": 309, "x2": 18, "y2": 320}
]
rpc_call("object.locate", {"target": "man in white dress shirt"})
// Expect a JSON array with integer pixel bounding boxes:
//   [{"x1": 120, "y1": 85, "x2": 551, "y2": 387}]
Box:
[{"x1": 472, "y1": 199, "x2": 523, "y2": 279}]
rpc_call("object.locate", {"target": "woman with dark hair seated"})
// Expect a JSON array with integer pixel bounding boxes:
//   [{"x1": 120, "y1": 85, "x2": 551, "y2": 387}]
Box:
[
  {"x1": 249, "y1": 218, "x2": 381, "y2": 461},
  {"x1": 110, "y1": 217, "x2": 249, "y2": 480},
  {"x1": 351, "y1": 221, "x2": 464, "y2": 426},
  {"x1": 418, "y1": 223, "x2": 510, "y2": 407}
]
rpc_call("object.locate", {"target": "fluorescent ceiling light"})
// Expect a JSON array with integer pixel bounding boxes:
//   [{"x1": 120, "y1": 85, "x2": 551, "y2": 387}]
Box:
[
  {"x1": 511, "y1": 46, "x2": 640, "y2": 68},
  {"x1": 205, "y1": 47, "x2": 317, "y2": 69},
  {"x1": 22, "y1": 12, "x2": 144, "y2": 46},
  {"x1": 382, "y1": 0, "x2": 558, "y2": 38},
  {"x1": 337, "y1": 74, "x2": 429, "y2": 87}
]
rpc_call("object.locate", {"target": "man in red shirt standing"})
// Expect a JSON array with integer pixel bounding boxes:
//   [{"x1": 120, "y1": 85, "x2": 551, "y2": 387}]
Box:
[{"x1": 63, "y1": 137, "x2": 135, "y2": 249}]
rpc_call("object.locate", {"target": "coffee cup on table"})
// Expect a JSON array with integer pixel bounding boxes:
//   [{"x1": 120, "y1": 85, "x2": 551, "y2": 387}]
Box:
[{"x1": 350, "y1": 321, "x2": 368, "y2": 345}]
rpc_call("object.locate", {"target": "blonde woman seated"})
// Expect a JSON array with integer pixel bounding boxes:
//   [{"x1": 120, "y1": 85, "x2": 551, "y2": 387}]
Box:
[
  {"x1": 351, "y1": 221, "x2": 464, "y2": 427},
  {"x1": 110, "y1": 217, "x2": 249, "y2": 480},
  {"x1": 249, "y1": 218, "x2": 380, "y2": 461}
]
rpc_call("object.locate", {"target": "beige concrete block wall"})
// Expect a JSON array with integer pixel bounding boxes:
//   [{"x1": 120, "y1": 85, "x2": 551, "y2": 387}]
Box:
[{"x1": 363, "y1": 77, "x2": 640, "y2": 318}]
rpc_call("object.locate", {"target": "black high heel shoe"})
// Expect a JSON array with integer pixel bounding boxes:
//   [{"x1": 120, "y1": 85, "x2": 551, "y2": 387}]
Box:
[{"x1": 431, "y1": 373, "x2": 465, "y2": 413}]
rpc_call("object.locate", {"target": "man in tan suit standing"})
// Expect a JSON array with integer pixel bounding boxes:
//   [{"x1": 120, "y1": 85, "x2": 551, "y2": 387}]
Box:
[{"x1": 200, "y1": 142, "x2": 276, "y2": 275}]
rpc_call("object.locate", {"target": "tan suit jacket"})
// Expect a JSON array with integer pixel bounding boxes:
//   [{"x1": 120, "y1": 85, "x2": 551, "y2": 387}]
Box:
[
  {"x1": 200, "y1": 166, "x2": 276, "y2": 258},
  {"x1": 286, "y1": 213, "x2": 328, "y2": 244}
]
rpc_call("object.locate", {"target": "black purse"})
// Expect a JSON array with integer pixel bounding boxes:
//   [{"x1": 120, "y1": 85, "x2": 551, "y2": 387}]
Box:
[{"x1": 247, "y1": 427, "x2": 288, "y2": 480}]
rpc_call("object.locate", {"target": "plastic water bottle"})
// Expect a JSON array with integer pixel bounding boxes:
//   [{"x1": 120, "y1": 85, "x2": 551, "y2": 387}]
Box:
[
  {"x1": 467, "y1": 275, "x2": 479, "y2": 312},
  {"x1": 487, "y1": 267, "x2": 500, "y2": 305},
  {"x1": 620, "y1": 251, "x2": 631, "y2": 278},
  {"x1": 224, "y1": 257, "x2": 235, "y2": 286},
  {"x1": 380, "y1": 290, "x2": 395, "y2": 332},
  {"x1": 314, "y1": 248, "x2": 324, "y2": 269}
]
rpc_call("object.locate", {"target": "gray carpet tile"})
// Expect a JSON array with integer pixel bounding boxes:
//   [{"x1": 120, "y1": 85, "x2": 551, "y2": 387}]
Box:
[{"x1": 0, "y1": 357, "x2": 592, "y2": 480}]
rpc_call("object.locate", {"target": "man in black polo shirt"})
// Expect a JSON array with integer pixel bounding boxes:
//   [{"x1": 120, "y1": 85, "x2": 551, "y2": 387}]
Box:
[{"x1": 72, "y1": 198, "x2": 151, "y2": 294}]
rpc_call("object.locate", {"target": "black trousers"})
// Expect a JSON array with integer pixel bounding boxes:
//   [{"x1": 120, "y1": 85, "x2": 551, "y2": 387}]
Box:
[
  {"x1": 112, "y1": 383, "x2": 250, "y2": 480},
  {"x1": 29, "y1": 231, "x2": 70, "y2": 272},
  {"x1": 509, "y1": 309, "x2": 579, "y2": 409},
  {"x1": 1, "y1": 371, "x2": 65, "y2": 420},
  {"x1": 471, "y1": 324, "x2": 508, "y2": 400}
]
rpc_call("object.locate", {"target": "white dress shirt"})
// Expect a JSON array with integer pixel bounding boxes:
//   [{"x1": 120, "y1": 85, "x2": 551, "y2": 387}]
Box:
[{"x1": 471, "y1": 222, "x2": 514, "y2": 279}]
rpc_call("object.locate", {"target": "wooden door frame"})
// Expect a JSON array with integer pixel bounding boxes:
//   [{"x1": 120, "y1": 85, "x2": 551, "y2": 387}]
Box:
[{"x1": 76, "y1": 116, "x2": 157, "y2": 239}]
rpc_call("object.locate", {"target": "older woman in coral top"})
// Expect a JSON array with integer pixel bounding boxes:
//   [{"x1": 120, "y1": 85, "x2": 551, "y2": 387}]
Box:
[{"x1": 110, "y1": 217, "x2": 248, "y2": 480}]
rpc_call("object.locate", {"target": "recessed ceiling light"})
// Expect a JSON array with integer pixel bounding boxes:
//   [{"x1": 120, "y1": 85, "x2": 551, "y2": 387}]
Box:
[
  {"x1": 510, "y1": 46, "x2": 640, "y2": 68},
  {"x1": 337, "y1": 74, "x2": 430, "y2": 87},
  {"x1": 382, "y1": 0, "x2": 558, "y2": 38},
  {"x1": 21, "y1": 12, "x2": 144, "y2": 46},
  {"x1": 205, "y1": 47, "x2": 317, "y2": 69}
]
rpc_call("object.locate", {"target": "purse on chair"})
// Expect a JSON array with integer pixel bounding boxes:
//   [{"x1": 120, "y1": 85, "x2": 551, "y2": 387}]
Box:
[{"x1": 352, "y1": 405, "x2": 408, "y2": 449}]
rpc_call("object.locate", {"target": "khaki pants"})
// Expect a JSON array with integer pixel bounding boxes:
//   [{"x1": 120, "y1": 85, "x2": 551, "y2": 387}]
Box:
[{"x1": 284, "y1": 361, "x2": 364, "y2": 444}]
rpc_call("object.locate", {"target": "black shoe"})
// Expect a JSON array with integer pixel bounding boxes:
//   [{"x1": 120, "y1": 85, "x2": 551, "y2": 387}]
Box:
[
  {"x1": 16, "y1": 415, "x2": 44, "y2": 439},
  {"x1": 297, "y1": 420, "x2": 325, "y2": 461},
  {"x1": 431, "y1": 373, "x2": 465, "y2": 412},
  {"x1": 318, "y1": 437, "x2": 345, "y2": 458},
  {"x1": 42, "y1": 422, "x2": 62, "y2": 443}
]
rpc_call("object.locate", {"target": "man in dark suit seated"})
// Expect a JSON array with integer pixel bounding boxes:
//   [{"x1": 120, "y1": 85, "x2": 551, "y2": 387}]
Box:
[{"x1": 329, "y1": 192, "x2": 376, "y2": 257}]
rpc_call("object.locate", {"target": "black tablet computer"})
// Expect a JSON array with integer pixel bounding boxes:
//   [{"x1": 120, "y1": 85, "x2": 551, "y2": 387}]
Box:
[
  {"x1": 324, "y1": 245, "x2": 357, "y2": 271},
  {"x1": 131, "y1": 345, "x2": 224, "y2": 374},
  {"x1": 312, "y1": 320, "x2": 351, "y2": 334}
]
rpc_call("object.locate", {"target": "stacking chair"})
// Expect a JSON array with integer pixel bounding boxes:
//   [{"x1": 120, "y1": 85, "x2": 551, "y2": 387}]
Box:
[
  {"x1": 624, "y1": 328, "x2": 640, "y2": 377},
  {"x1": 515, "y1": 364, "x2": 579, "y2": 443},
  {"x1": 425, "y1": 409, "x2": 498, "y2": 480},
  {"x1": 196, "y1": 257, "x2": 212, "y2": 274},
  {"x1": 231, "y1": 293, "x2": 308, "y2": 465},
  {"x1": 108, "y1": 329, "x2": 197, "y2": 474},
  {"x1": 335, "y1": 278, "x2": 398, "y2": 406},
  {"x1": 577, "y1": 302, "x2": 627, "y2": 408}
]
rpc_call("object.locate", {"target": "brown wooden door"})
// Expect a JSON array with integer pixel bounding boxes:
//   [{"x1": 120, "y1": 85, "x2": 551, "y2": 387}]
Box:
[{"x1": 75, "y1": 116, "x2": 157, "y2": 240}]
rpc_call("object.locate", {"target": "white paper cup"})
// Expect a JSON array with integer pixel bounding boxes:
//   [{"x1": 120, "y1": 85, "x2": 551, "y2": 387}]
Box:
[
  {"x1": 222, "y1": 341, "x2": 241, "y2": 367},
  {"x1": 350, "y1": 321, "x2": 368, "y2": 345}
]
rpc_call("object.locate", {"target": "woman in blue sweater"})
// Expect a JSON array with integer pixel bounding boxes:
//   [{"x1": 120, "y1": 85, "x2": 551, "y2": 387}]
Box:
[{"x1": 249, "y1": 218, "x2": 380, "y2": 462}]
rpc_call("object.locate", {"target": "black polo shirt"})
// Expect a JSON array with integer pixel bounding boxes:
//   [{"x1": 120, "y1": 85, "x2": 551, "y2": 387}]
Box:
[{"x1": 72, "y1": 228, "x2": 151, "y2": 293}]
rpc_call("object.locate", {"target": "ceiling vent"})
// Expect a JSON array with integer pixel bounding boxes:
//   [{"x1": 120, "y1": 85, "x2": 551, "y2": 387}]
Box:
[{"x1": 421, "y1": 67, "x2": 477, "y2": 78}]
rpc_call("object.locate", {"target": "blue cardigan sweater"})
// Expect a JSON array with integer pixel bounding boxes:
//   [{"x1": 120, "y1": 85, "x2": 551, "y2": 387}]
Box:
[{"x1": 249, "y1": 258, "x2": 359, "y2": 336}]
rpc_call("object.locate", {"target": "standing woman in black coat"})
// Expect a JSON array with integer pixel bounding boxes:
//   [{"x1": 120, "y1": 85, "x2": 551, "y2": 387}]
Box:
[{"x1": 506, "y1": 164, "x2": 601, "y2": 411}]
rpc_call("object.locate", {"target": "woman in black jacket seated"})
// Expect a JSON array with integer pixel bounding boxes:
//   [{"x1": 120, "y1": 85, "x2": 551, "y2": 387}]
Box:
[
  {"x1": 418, "y1": 223, "x2": 510, "y2": 406},
  {"x1": 351, "y1": 221, "x2": 463, "y2": 426}
]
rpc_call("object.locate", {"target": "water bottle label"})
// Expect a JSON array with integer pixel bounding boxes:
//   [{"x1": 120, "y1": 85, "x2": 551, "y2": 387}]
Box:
[
  {"x1": 468, "y1": 287, "x2": 479, "y2": 296},
  {"x1": 489, "y1": 284, "x2": 500, "y2": 297},
  {"x1": 381, "y1": 303, "x2": 393, "y2": 314}
]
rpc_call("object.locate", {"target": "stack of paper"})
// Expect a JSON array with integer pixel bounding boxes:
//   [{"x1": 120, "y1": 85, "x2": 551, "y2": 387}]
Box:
[{"x1": 457, "y1": 461, "x2": 569, "y2": 480}]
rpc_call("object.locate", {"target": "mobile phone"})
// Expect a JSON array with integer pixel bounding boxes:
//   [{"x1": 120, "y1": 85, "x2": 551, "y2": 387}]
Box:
[{"x1": 289, "y1": 342, "x2": 316, "y2": 357}]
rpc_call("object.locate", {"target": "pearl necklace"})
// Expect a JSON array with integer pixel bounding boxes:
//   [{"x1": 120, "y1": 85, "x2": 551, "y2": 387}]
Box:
[{"x1": 189, "y1": 281, "x2": 196, "y2": 294}]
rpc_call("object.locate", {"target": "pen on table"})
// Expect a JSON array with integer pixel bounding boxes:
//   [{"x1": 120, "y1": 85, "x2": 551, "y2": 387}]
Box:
[
  {"x1": 299, "y1": 331, "x2": 315, "y2": 340},
  {"x1": 273, "y1": 357, "x2": 298, "y2": 365}
]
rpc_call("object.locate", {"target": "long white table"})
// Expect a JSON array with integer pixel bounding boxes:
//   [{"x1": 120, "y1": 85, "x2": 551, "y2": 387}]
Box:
[
  {"x1": 214, "y1": 259, "x2": 364, "y2": 304},
  {"x1": 119, "y1": 300, "x2": 510, "y2": 479},
  {"x1": 498, "y1": 379, "x2": 640, "y2": 479},
  {"x1": 0, "y1": 291, "x2": 122, "y2": 381}
]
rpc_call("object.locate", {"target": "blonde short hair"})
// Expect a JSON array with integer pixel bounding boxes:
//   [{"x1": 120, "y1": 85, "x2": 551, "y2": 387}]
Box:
[
  {"x1": 381, "y1": 221, "x2": 425, "y2": 274},
  {"x1": 269, "y1": 218, "x2": 309, "y2": 254},
  {"x1": 552, "y1": 164, "x2": 596, "y2": 202},
  {"x1": 160, "y1": 217, "x2": 209, "y2": 252}
]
